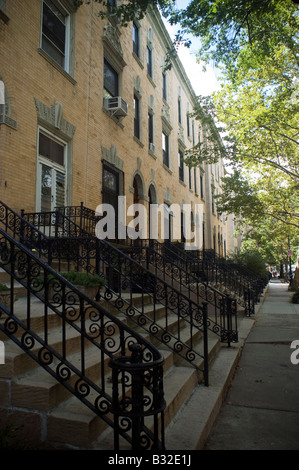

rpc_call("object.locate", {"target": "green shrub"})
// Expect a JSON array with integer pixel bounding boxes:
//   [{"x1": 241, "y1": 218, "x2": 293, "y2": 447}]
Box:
[
  {"x1": 60, "y1": 271, "x2": 106, "y2": 288},
  {"x1": 0, "y1": 283, "x2": 9, "y2": 292}
]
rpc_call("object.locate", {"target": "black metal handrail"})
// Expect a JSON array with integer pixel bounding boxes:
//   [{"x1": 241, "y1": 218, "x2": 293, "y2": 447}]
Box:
[
  {"x1": 22, "y1": 205, "x2": 238, "y2": 353},
  {"x1": 148, "y1": 241, "x2": 265, "y2": 316},
  {"x1": 1, "y1": 201, "x2": 215, "y2": 381},
  {"x1": 49, "y1": 204, "x2": 238, "y2": 344},
  {"x1": 21, "y1": 209, "x2": 89, "y2": 239},
  {"x1": 124, "y1": 239, "x2": 238, "y2": 344},
  {"x1": 56, "y1": 203, "x2": 97, "y2": 236},
  {"x1": 56, "y1": 202, "x2": 260, "y2": 314},
  {"x1": 0, "y1": 227, "x2": 165, "y2": 450}
]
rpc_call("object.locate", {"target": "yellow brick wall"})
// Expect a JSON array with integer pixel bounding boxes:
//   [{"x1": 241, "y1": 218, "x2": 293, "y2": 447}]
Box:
[{"x1": 0, "y1": 0, "x2": 233, "y2": 252}]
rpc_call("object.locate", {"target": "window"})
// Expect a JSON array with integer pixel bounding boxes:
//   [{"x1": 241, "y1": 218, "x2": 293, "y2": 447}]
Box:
[
  {"x1": 178, "y1": 150, "x2": 184, "y2": 182},
  {"x1": 187, "y1": 112, "x2": 190, "y2": 137},
  {"x1": 38, "y1": 131, "x2": 66, "y2": 212},
  {"x1": 147, "y1": 46, "x2": 153, "y2": 78},
  {"x1": 134, "y1": 95, "x2": 140, "y2": 140},
  {"x1": 194, "y1": 168, "x2": 198, "y2": 194},
  {"x1": 178, "y1": 98, "x2": 182, "y2": 124},
  {"x1": 39, "y1": 132, "x2": 64, "y2": 166},
  {"x1": 162, "y1": 132, "x2": 169, "y2": 167},
  {"x1": 104, "y1": 58, "x2": 118, "y2": 97},
  {"x1": 41, "y1": 0, "x2": 70, "y2": 71},
  {"x1": 162, "y1": 72, "x2": 167, "y2": 101},
  {"x1": 200, "y1": 174, "x2": 204, "y2": 199},
  {"x1": 133, "y1": 22, "x2": 139, "y2": 57},
  {"x1": 148, "y1": 112, "x2": 154, "y2": 151},
  {"x1": 212, "y1": 187, "x2": 215, "y2": 213},
  {"x1": 192, "y1": 121, "x2": 195, "y2": 145},
  {"x1": 189, "y1": 166, "x2": 192, "y2": 190}
]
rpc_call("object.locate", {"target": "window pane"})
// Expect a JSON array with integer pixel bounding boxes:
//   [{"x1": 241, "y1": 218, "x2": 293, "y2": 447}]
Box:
[
  {"x1": 39, "y1": 133, "x2": 64, "y2": 166},
  {"x1": 162, "y1": 72, "x2": 167, "y2": 100},
  {"x1": 148, "y1": 113, "x2": 153, "y2": 145},
  {"x1": 147, "y1": 46, "x2": 152, "y2": 77},
  {"x1": 41, "y1": 164, "x2": 52, "y2": 212},
  {"x1": 56, "y1": 170, "x2": 65, "y2": 207},
  {"x1": 133, "y1": 22, "x2": 139, "y2": 56},
  {"x1": 162, "y1": 132, "x2": 169, "y2": 166},
  {"x1": 104, "y1": 59, "x2": 118, "y2": 97},
  {"x1": 134, "y1": 95, "x2": 140, "y2": 139},
  {"x1": 103, "y1": 168, "x2": 117, "y2": 191},
  {"x1": 42, "y1": 1, "x2": 66, "y2": 66}
]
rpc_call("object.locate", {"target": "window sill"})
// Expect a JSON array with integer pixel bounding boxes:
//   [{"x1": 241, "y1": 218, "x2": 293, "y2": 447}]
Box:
[
  {"x1": 133, "y1": 136, "x2": 144, "y2": 148},
  {"x1": 102, "y1": 107, "x2": 125, "y2": 129},
  {"x1": 132, "y1": 52, "x2": 144, "y2": 69},
  {"x1": 37, "y1": 48, "x2": 76, "y2": 85},
  {"x1": 163, "y1": 164, "x2": 172, "y2": 175},
  {"x1": 179, "y1": 179, "x2": 186, "y2": 187},
  {"x1": 149, "y1": 149, "x2": 157, "y2": 160},
  {"x1": 147, "y1": 74, "x2": 156, "y2": 88}
]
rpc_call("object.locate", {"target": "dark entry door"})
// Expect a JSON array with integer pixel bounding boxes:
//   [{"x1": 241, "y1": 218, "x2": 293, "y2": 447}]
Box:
[{"x1": 102, "y1": 165, "x2": 119, "y2": 240}]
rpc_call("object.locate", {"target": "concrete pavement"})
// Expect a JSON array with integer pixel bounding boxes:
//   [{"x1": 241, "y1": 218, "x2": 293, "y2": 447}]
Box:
[{"x1": 204, "y1": 279, "x2": 299, "y2": 450}]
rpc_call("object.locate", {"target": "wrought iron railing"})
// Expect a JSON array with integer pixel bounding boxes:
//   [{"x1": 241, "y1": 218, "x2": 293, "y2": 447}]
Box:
[
  {"x1": 124, "y1": 239, "x2": 238, "y2": 344},
  {"x1": 49, "y1": 204, "x2": 238, "y2": 343},
  {"x1": 54, "y1": 202, "x2": 263, "y2": 315},
  {"x1": 0, "y1": 226, "x2": 165, "y2": 450},
  {"x1": 21, "y1": 209, "x2": 88, "y2": 238},
  {"x1": 56, "y1": 203, "x2": 97, "y2": 236},
  {"x1": 1, "y1": 201, "x2": 215, "y2": 382},
  {"x1": 146, "y1": 242, "x2": 265, "y2": 316}
]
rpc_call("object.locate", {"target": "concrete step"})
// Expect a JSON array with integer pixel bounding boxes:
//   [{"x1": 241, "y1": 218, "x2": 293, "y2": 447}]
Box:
[{"x1": 0, "y1": 280, "x2": 232, "y2": 450}]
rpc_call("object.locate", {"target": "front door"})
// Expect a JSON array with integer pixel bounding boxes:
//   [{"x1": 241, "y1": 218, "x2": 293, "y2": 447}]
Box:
[
  {"x1": 37, "y1": 131, "x2": 67, "y2": 235},
  {"x1": 102, "y1": 165, "x2": 120, "y2": 240}
]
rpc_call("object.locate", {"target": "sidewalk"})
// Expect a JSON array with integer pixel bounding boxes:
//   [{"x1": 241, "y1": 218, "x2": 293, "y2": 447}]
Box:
[{"x1": 204, "y1": 279, "x2": 299, "y2": 450}]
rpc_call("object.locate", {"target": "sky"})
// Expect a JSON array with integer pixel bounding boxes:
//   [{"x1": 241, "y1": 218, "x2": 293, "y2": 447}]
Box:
[{"x1": 162, "y1": 2, "x2": 221, "y2": 96}]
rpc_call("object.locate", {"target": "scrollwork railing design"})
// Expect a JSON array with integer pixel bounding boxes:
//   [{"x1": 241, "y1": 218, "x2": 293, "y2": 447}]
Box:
[
  {"x1": 0, "y1": 227, "x2": 165, "y2": 450},
  {"x1": 125, "y1": 239, "x2": 238, "y2": 344}
]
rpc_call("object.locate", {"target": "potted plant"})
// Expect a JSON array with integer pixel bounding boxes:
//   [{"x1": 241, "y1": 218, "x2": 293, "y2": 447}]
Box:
[
  {"x1": 0, "y1": 283, "x2": 16, "y2": 309},
  {"x1": 60, "y1": 271, "x2": 106, "y2": 300}
]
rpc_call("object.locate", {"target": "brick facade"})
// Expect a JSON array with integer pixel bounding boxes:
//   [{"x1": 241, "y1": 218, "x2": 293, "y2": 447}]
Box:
[{"x1": 0, "y1": 0, "x2": 238, "y2": 254}]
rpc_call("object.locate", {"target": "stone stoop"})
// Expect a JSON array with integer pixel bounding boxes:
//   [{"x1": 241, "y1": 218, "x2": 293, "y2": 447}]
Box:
[{"x1": 0, "y1": 286, "x2": 230, "y2": 450}]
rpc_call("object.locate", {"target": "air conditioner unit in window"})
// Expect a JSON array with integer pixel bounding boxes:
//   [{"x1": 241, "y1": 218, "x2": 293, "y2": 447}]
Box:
[{"x1": 104, "y1": 96, "x2": 128, "y2": 117}]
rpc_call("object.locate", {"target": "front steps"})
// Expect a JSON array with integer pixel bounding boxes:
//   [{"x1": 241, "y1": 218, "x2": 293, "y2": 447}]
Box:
[{"x1": 0, "y1": 272, "x2": 226, "y2": 450}]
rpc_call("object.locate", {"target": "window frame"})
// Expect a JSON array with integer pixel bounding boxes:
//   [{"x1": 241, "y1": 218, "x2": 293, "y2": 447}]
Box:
[
  {"x1": 162, "y1": 71, "x2": 167, "y2": 101},
  {"x1": 178, "y1": 97, "x2": 182, "y2": 124},
  {"x1": 37, "y1": 128, "x2": 67, "y2": 212},
  {"x1": 178, "y1": 149, "x2": 184, "y2": 182},
  {"x1": 162, "y1": 131, "x2": 170, "y2": 168},
  {"x1": 133, "y1": 21, "x2": 140, "y2": 57},
  {"x1": 41, "y1": 0, "x2": 71, "y2": 73},
  {"x1": 103, "y1": 58, "x2": 119, "y2": 98},
  {"x1": 147, "y1": 45, "x2": 153, "y2": 78},
  {"x1": 134, "y1": 94, "x2": 140, "y2": 140},
  {"x1": 148, "y1": 111, "x2": 154, "y2": 151}
]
